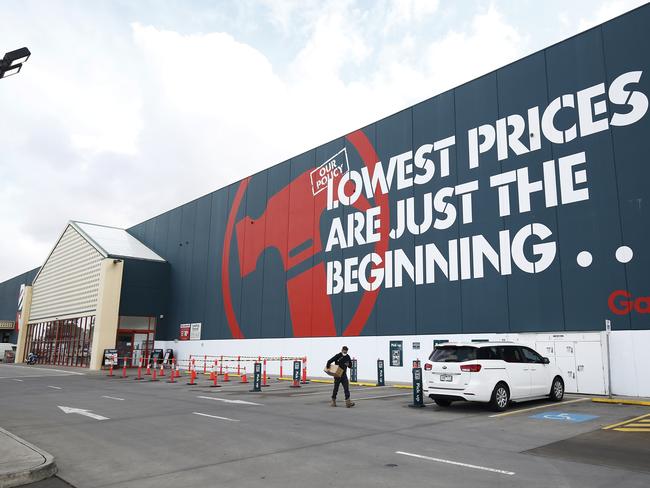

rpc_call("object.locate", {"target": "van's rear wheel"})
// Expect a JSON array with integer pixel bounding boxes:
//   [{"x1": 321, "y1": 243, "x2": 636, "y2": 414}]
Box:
[
  {"x1": 434, "y1": 398, "x2": 452, "y2": 407},
  {"x1": 489, "y1": 383, "x2": 510, "y2": 412},
  {"x1": 549, "y1": 377, "x2": 564, "y2": 402}
]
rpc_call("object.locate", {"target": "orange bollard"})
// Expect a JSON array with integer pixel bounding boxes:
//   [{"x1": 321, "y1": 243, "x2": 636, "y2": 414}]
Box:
[
  {"x1": 150, "y1": 364, "x2": 158, "y2": 382},
  {"x1": 262, "y1": 359, "x2": 268, "y2": 387},
  {"x1": 223, "y1": 371, "x2": 230, "y2": 382},
  {"x1": 301, "y1": 356, "x2": 308, "y2": 384},
  {"x1": 219, "y1": 355, "x2": 223, "y2": 375},
  {"x1": 187, "y1": 369, "x2": 197, "y2": 386},
  {"x1": 211, "y1": 368, "x2": 220, "y2": 388},
  {"x1": 240, "y1": 370, "x2": 248, "y2": 384},
  {"x1": 121, "y1": 360, "x2": 128, "y2": 379},
  {"x1": 204, "y1": 355, "x2": 207, "y2": 374},
  {"x1": 168, "y1": 365, "x2": 176, "y2": 383},
  {"x1": 145, "y1": 361, "x2": 152, "y2": 376},
  {"x1": 135, "y1": 358, "x2": 143, "y2": 380},
  {"x1": 108, "y1": 363, "x2": 114, "y2": 377},
  {"x1": 279, "y1": 356, "x2": 283, "y2": 380},
  {"x1": 237, "y1": 356, "x2": 241, "y2": 375},
  {"x1": 160, "y1": 362, "x2": 165, "y2": 377}
]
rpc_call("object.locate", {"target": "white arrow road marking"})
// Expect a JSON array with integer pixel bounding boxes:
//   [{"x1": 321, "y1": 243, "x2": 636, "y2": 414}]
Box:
[
  {"x1": 101, "y1": 395, "x2": 124, "y2": 401},
  {"x1": 58, "y1": 406, "x2": 109, "y2": 420},
  {"x1": 197, "y1": 395, "x2": 263, "y2": 406},
  {"x1": 396, "y1": 451, "x2": 515, "y2": 476},
  {"x1": 193, "y1": 412, "x2": 239, "y2": 422},
  {"x1": 47, "y1": 386, "x2": 62, "y2": 390}
]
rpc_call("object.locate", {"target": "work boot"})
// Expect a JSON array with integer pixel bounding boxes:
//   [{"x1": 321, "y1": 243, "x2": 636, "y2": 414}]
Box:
[
  {"x1": 330, "y1": 399, "x2": 337, "y2": 407},
  {"x1": 345, "y1": 399, "x2": 355, "y2": 408}
]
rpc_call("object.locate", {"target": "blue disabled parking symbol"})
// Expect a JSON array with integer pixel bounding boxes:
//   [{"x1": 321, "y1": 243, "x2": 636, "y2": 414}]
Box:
[{"x1": 530, "y1": 411, "x2": 599, "y2": 423}]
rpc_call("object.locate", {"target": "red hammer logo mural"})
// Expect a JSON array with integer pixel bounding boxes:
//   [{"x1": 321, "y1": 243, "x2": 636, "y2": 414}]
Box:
[{"x1": 222, "y1": 130, "x2": 390, "y2": 339}]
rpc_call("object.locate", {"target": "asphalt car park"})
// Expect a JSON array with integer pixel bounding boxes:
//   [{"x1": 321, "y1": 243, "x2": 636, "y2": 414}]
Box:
[{"x1": 1, "y1": 363, "x2": 649, "y2": 488}]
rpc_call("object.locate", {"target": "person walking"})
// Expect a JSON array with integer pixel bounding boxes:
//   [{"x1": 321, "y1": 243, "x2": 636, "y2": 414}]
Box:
[{"x1": 326, "y1": 346, "x2": 355, "y2": 408}]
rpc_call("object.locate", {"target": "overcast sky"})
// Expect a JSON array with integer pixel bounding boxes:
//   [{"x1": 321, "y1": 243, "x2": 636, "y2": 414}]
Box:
[{"x1": 0, "y1": 0, "x2": 646, "y2": 282}]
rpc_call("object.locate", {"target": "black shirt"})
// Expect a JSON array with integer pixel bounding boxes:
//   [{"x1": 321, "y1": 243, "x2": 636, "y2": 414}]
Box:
[{"x1": 327, "y1": 352, "x2": 352, "y2": 371}]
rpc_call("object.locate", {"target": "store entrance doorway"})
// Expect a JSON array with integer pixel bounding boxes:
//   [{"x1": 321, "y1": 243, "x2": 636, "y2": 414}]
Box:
[{"x1": 116, "y1": 316, "x2": 156, "y2": 367}]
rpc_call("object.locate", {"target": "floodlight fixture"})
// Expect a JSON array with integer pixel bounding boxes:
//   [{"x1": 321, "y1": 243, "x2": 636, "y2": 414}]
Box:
[{"x1": 0, "y1": 47, "x2": 31, "y2": 80}]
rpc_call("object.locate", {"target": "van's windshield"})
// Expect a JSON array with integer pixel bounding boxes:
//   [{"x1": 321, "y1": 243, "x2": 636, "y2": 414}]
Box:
[{"x1": 429, "y1": 346, "x2": 477, "y2": 362}]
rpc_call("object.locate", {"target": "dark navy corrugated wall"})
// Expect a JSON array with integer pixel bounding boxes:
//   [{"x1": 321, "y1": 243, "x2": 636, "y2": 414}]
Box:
[
  {"x1": 0, "y1": 268, "x2": 38, "y2": 343},
  {"x1": 127, "y1": 6, "x2": 650, "y2": 341}
]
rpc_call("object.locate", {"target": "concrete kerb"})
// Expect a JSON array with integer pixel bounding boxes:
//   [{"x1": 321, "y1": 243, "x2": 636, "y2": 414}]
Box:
[
  {"x1": 592, "y1": 396, "x2": 650, "y2": 407},
  {"x1": 0, "y1": 427, "x2": 57, "y2": 488}
]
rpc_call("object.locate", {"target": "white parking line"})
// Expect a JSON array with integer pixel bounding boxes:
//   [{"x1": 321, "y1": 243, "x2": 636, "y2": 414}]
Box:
[
  {"x1": 47, "y1": 386, "x2": 62, "y2": 390},
  {"x1": 12, "y1": 378, "x2": 23, "y2": 382},
  {"x1": 4, "y1": 365, "x2": 85, "y2": 375},
  {"x1": 396, "y1": 451, "x2": 515, "y2": 476},
  {"x1": 489, "y1": 397, "x2": 589, "y2": 418},
  {"x1": 197, "y1": 395, "x2": 262, "y2": 406},
  {"x1": 354, "y1": 393, "x2": 411, "y2": 401},
  {"x1": 293, "y1": 386, "x2": 394, "y2": 397},
  {"x1": 102, "y1": 395, "x2": 125, "y2": 401},
  {"x1": 193, "y1": 412, "x2": 239, "y2": 422},
  {"x1": 0, "y1": 374, "x2": 82, "y2": 379}
]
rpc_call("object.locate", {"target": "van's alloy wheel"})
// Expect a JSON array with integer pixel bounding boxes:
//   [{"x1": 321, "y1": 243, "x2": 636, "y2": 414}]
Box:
[
  {"x1": 550, "y1": 378, "x2": 564, "y2": 401},
  {"x1": 489, "y1": 383, "x2": 509, "y2": 412}
]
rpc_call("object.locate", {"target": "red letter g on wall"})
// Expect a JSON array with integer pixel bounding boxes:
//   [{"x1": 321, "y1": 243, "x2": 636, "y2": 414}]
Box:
[{"x1": 608, "y1": 290, "x2": 632, "y2": 315}]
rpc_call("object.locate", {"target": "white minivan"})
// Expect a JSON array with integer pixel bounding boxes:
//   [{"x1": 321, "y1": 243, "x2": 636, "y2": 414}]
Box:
[
  {"x1": 423, "y1": 342, "x2": 565, "y2": 411},
  {"x1": 0, "y1": 343, "x2": 17, "y2": 362}
]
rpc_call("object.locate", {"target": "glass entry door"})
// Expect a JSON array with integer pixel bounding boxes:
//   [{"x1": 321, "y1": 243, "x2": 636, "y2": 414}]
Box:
[{"x1": 115, "y1": 333, "x2": 133, "y2": 367}]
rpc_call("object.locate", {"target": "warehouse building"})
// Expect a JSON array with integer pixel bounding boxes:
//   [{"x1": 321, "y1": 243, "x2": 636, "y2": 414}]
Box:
[{"x1": 1, "y1": 5, "x2": 648, "y2": 396}]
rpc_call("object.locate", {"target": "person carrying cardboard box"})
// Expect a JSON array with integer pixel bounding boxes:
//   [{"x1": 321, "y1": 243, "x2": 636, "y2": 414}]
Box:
[{"x1": 325, "y1": 346, "x2": 355, "y2": 408}]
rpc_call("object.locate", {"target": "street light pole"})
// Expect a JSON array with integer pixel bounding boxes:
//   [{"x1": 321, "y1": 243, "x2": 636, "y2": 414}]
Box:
[{"x1": 0, "y1": 47, "x2": 31, "y2": 80}]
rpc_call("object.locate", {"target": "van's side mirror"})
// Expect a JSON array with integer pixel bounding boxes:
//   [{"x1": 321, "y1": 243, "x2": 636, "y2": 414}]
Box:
[{"x1": 541, "y1": 357, "x2": 550, "y2": 364}]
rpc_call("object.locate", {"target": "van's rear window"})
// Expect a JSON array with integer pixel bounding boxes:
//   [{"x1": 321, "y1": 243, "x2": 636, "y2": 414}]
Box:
[{"x1": 429, "y1": 346, "x2": 477, "y2": 362}]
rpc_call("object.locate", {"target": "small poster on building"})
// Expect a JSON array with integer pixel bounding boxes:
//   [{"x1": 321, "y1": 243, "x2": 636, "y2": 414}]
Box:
[
  {"x1": 179, "y1": 324, "x2": 190, "y2": 341},
  {"x1": 389, "y1": 340, "x2": 403, "y2": 367},
  {"x1": 190, "y1": 323, "x2": 202, "y2": 341}
]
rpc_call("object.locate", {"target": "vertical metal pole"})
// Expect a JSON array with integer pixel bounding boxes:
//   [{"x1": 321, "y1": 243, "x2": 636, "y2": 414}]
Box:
[{"x1": 605, "y1": 321, "x2": 613, "y2": 399}]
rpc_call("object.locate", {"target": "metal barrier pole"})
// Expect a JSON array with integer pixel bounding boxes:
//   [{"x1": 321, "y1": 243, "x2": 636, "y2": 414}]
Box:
[
  {"x1": 290, "y1": 360, "x2": 301, "y2": 388},
  {"x1": 377, "y1": 359, "x2": 385, "y2": 386},
  {"x1": 204, "y1": 355, "x2": 207, "y2": 375},
  {"x1": 350, "y1": 358, "x2": 358, "y2": 383},
  {"x1": 219, "y1": 355, "x2": 223, "y2": 375},
  {"x1": 237, "y1": 356, "x2": 241, "y2": 376},
  {"x1": 409, "y1": 366, "x2": 424, "y2": 408},
  {"x1": 279, "y1": 355, "x2": 283, "y2": 379},
  {"x1": 250, "y1": 362, "x2": 262, "y2": 392}
]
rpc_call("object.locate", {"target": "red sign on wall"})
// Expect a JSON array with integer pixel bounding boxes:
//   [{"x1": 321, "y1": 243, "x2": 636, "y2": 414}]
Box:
[{"x1": 179, "y1": 324, "x2": 190, "y2": 341}]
